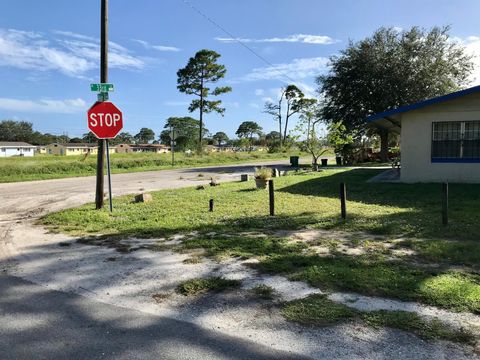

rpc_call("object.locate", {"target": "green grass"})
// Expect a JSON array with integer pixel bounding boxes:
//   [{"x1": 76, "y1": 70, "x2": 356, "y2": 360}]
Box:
[
  {"x1": 282, "y1": 295, "x2": 475, "y2": 344},
  {"x1": 41, "y1": 168, "x2": 480, "y2": 313},
  {"x1": 250, "y1": 285, "x2": 276, "y2": 300},
  {"x1": 260, "y1": 255, "x2": 480, "y2": 313},
  {"x1": 176, "y1": 277, "x2": 241, "y2": 296},
  {"x1": 42, "y1": 168, "x2": 480, "y2": 241},
  {"x1": 0, "y1": 151, "x2": 303, "y2": 183}
]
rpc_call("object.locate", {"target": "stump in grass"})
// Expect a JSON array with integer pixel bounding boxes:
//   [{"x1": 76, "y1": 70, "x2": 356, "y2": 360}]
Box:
[{"x1": 134, "y1": 193, "x2": 153, "y2": 203}]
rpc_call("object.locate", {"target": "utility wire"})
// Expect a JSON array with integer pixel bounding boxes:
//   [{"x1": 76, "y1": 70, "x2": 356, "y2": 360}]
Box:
[{"x1": 180, "y1": 0, "x2": 298, "y2": 84}]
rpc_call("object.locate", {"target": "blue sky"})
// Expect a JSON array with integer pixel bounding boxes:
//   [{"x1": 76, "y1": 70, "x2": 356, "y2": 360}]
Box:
[{"x1": 1, "y1": 0, "x2": 480, "y2": 139}]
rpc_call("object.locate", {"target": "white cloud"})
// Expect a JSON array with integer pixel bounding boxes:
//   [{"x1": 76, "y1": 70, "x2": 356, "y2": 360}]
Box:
[
  {"x1": 254, "y1": 89, "x2": 265, "y2": 96},
  {"x1": 215, "y1": 34, "x2": 338, "y2": 45},
  {"x1": 248, "y1": 102, "x2": 260, "y2": 109},
  {"x1": 0, "y1": 28, "x2": 145, "y2": 78},
  {"x1": 240, "y1": 57, "x2": 329, "y2": 82},
  {"x1": 132, "y1": 39, "x2": 181, "y2": 52},
  {"x1": 0, "y1": 97, "x2": 87, "y2": 113},
  {"x1": 293, "y1": 82, "x2": 317, "y2": 98}
]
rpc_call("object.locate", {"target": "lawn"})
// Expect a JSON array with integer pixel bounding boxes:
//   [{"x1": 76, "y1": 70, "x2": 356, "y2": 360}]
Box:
[
  {"x1": 42, "y1": 168, "x2": 480, "y2": 318},
  {"x1": 0, "y1": 150, "x2": 305, "y2": 183}
]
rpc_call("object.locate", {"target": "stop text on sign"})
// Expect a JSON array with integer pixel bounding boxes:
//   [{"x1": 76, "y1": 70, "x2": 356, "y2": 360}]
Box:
[
  {"x1": 87, "y1": 101, "x2": 123, "y2": 139},
  {"x1": 89, "y1": 112, "x2": 121, "y2": 127}
]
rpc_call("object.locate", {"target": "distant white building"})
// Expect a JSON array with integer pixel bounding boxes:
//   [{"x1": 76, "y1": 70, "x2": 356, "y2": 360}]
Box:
[{"x1": 0, "y1": 142, "x2": 36, "y2": 157}]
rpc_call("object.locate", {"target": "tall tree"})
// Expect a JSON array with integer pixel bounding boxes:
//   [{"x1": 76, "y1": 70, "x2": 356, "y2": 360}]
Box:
[
  {"x1": 236, "y1": 121, "x2": 263, "y2": 151},
  {"x1": 111, "y1": 132, "x2": 134, "y2": 145},
  {"x1": 212, "y1": 131, "x2": 229, "y2": 146},
  {"x1": 318, "y1": 26, "x2": 473, "y2": 161},
  {"x1": 177, "y1": 49, "x2": 232, "y2": 152},
  {"x1": 264, "y1": 85, "x2": 316, "y2": 147},
  {"x1": 0, "y1": 120, "x2": 34, "y2": 142},
  {"x1": 134, "y1": 128, "x2": 155, "y2": 144},
  {"x1": 160, "y1": 117, "x2": 208, "y2": 151},
  {"x1": 296, "y1": 115, "x2": 329, "y2": 170},
  {"x1": 82, "y1": 132, "x2": 98, "y2": 143}
]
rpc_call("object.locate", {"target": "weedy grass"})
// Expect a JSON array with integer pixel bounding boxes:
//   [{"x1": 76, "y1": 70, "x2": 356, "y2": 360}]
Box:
[
  {"x1": 282, "y1": 294, "x2": 475, "y2": 344},
  {"x1": 250, "y1": 285, "x2": 276, "y2": 300},
  {"x1": 177, "y1": 277, "x2": 241, "y2": 296}
]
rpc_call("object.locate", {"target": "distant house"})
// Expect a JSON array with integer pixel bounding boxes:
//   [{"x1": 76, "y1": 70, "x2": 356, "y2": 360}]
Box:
[
  {"x1": 205, "y1": 145, "x2": 235, "y2": 153},
  {"x1": 205, "y1": 145, "x2": 220, "y2": 153},
  {"x1": 367, "y1": 85, "x2": 480, "y2": 183},
  {"x1": 36, "y1": 146, "x2": 47, "y2": 155},
  {"x1": 116, "y1": 144, "x2": 170, "y2": 154},
  {"x1": 46, "y1": 143, "x2": 116, "y2": 156},
  {"x1": 0, "y1": 142, "x2": 36, "y2": 157}
]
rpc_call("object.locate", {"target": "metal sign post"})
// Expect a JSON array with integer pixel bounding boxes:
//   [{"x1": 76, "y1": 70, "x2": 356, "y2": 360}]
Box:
[
  {"x1": 170, "y1": 126, "x2": 175, "y2": 166},
  {"x1": 95, "y1": 0, "x2": 108, "y2": 210},
  {"x1": 106, "y1": 140, "x2": 113, "y2": 212},
  {"x1": 87, "y1": 99, "x2": 123, "y2": 213}
]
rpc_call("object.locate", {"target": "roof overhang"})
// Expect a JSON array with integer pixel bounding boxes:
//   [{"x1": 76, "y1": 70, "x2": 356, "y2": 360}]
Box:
[
  {"x1": 365, "y1": 85, "x2": 480, "y2": 134},
  {"x1": 368, "y1": 114, "x2": 402, "y2": 134}
]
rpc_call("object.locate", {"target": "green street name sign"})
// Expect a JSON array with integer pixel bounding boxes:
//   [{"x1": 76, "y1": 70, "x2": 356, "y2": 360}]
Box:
[{"x1": 90, "y1": 83, "x2": 114, "y2": 92}]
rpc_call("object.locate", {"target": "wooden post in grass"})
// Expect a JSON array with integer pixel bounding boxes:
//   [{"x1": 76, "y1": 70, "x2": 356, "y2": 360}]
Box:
[
  {"x1": 340, "y1": 182, "x2": 347, "y2": 220},
  {"x1": 442, "y1": 182, "x2": 448, "y2": 225},
  {"x1": 209, "y1": 198, "x2": 214, "y2": 212},
  {"x1": 269, "y1": 179, "x2": 275, "y2": 216}
]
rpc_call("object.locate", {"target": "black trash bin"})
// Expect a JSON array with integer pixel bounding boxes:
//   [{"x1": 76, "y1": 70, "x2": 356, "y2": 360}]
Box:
[
  {"x1": 321, "y1": 158, "x2": 328, "y2": 167},
  {"x1": 335, "y1": 156, "x2": 342, "y2": 166},
  {"x1": 290, "y1": 156, "x2": 299, "y2": 167}
]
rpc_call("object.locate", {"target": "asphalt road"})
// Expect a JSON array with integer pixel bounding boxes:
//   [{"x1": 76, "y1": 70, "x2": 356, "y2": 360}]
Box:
[{"x1": 0, "y1": 275, "x2": 309, "y2": 360}]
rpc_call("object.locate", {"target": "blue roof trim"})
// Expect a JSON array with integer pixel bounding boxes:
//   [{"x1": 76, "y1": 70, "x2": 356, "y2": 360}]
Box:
[{"x1": 367, "y1": 85, "x2": 480, "y2": 123}]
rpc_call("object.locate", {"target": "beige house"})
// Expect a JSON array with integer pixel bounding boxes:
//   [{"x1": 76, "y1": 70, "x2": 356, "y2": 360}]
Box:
[
  {"x1": 116, "y1": 144, "x2": 170, "y2": 154},
  {"x1": 47, "y1": 143, "x2": 116, "y2": 156},
  {"x1": 205, "y1": 145, "x2": 235, "y2": 152},
  {"x1": 368, "y1": 85, "x2": 480, "y2": 183},
  {"x1": 36, "y1": 146, "x2": 47, "y2": 154}
]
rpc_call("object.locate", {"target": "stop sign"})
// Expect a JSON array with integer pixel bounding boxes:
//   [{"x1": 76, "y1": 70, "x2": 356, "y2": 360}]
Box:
[{"x1": 87, "y1": 101, "x2": 123, "y2": 139}]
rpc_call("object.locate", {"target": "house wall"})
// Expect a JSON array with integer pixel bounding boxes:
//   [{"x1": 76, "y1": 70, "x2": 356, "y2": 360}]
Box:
[
  {"x1": 47, "y1": 144, "x2": 64, "y2": 155},
  {"x1": 46, "y1": 144, "x2": 103, "y2": 156},
  {"x1": 401, "y1": 92, "x2": 480, "y2": 183},
  {"x1": 116, "y1": 144, "x2": 132, "y2": 153},
  {"x1": 0, "y1": 147, "x2": 35, "y2": 157}
]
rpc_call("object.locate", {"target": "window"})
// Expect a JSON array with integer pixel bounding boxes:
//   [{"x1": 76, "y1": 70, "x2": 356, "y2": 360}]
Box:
[{"x1": 432, "y1": 121, "x2": 480, "y2": 162}]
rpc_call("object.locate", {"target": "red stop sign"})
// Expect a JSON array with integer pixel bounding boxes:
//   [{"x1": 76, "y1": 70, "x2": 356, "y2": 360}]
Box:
[{"x1": 87, "y1": 101, "x2": 123, "y2": 139}]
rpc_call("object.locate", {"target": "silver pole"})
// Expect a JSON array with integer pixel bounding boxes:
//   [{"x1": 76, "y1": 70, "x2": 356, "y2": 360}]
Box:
[{"x1": 106, "y1": 139, "x2": 113, "y2": 212}]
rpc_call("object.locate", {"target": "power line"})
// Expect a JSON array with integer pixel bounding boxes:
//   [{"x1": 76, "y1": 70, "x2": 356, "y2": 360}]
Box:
[{"x1": 180, "y1": 0, "x2": 298, "y2": 84}]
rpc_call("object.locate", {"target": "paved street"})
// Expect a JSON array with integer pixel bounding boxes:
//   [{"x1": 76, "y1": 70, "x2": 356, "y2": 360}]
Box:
[{"x1": 0, "y1": 275, "x2": 307, "y2": 360}]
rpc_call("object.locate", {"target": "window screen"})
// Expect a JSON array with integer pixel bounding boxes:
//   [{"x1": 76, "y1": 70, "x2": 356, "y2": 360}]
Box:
[{"x1": 432, "y1": 121, "x2": 480, "y2": 160}]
